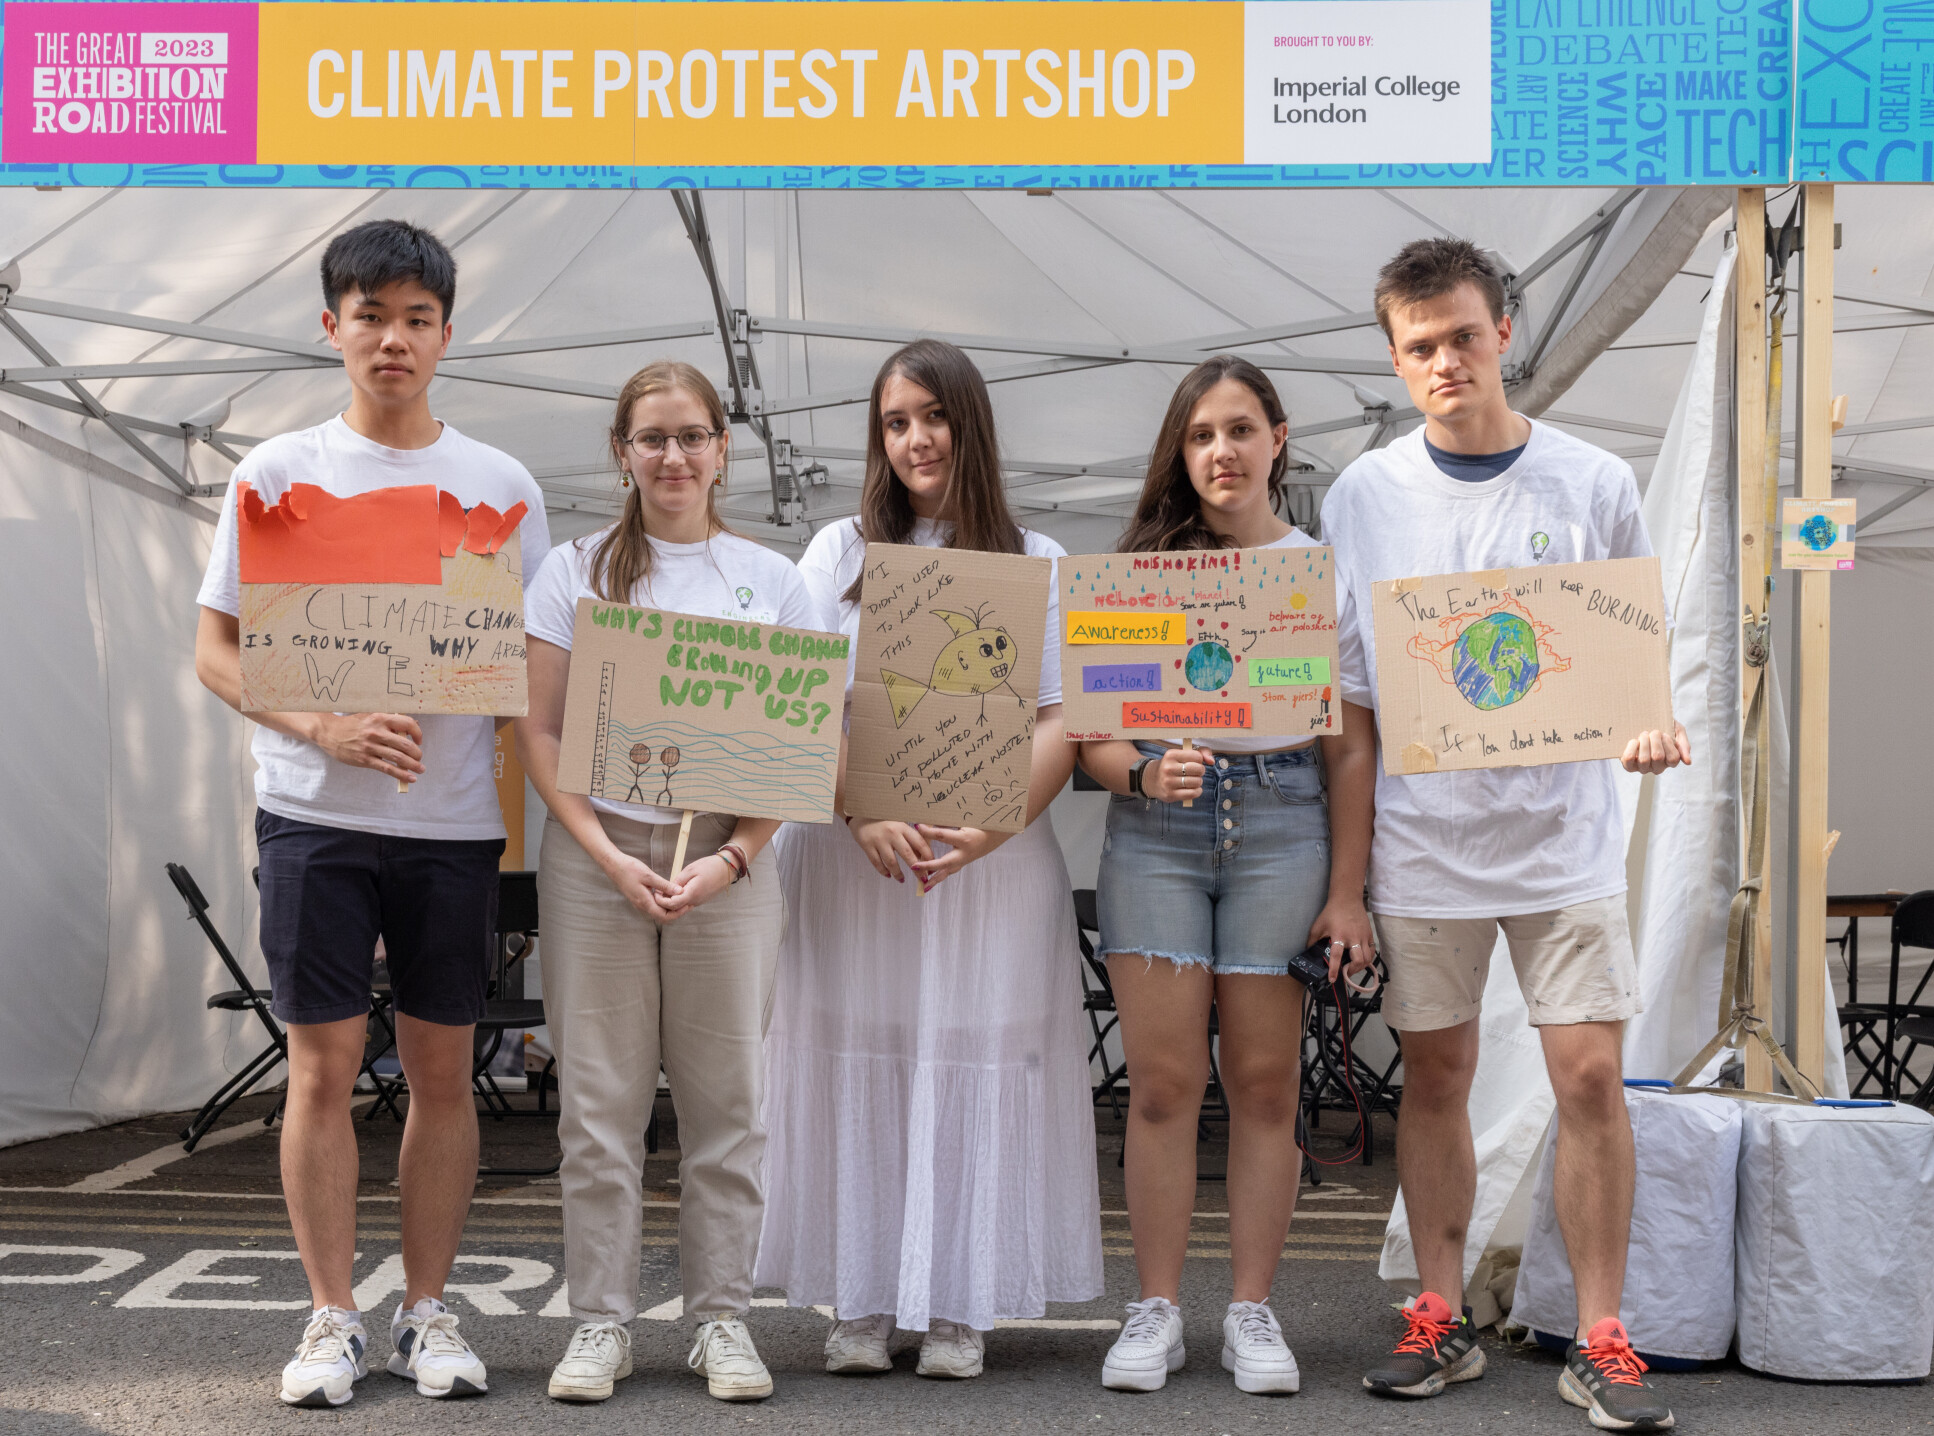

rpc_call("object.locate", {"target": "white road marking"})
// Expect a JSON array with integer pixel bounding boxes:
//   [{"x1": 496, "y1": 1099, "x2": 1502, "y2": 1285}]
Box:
[
  {"x1": 636, "y1": 1296, "x2": 836, "y2": 1322},
  {"x1": 66, "y1": 1120, "x2": 278, "y2": 1194},
  {"x1": 0, "y1": 1244, "x2": 145, "y2": 1284},
  {"x1": 994, "y1": 1318, "x2": 1122, "y2": 1330},
  {"x1": 116, "y1": 1248, "x2": 309, "y2": 1310},
  {"x1": 354, "y1": 1252, "x2": 555, "y2": 1316}
]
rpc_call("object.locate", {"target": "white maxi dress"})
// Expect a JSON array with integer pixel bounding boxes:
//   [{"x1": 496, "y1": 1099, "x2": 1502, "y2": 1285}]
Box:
[{"x1": 756, "y1": 517, "x2": 1104, "y2": 1332}]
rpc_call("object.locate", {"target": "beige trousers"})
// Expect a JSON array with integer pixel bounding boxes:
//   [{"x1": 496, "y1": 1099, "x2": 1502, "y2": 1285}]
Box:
[{"x1": 537, "y1": 811, "x2": 783, "y2": 1323}]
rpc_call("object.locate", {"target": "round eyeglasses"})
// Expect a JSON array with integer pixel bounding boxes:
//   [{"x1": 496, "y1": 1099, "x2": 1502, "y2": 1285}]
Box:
[{"x1": 623, "y1": 426, "x2": 723, "y2": 458}]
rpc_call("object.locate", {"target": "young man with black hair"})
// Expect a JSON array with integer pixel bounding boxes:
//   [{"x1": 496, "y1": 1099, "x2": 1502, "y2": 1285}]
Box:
[
  {"x1": 1317, "y1": 238, "x2": 1687, "y2": 1432},
  {"x1": 194, "y1": 218, "x2": 548, "y2": 1407}
]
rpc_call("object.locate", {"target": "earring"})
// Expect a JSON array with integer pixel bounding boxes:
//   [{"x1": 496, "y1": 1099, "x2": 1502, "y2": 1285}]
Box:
[
  {"x1": 621, "y1": 469, "x2": 632, "y2": 488},
  {"x1": 714, "y1": 468, "x2": 725, "y2": 487}
]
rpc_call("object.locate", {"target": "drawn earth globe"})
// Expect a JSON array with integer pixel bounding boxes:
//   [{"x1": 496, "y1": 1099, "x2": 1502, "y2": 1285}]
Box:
[
  {"x1": 1798, "y1": 513, "x2": 1838, "y2": 552},
  {"x1": 1451, "y1": 613, "x2": 1540, "y2": 711},
  {"x1": 1183, "y1": 639, "x2": 1234, "y2": 692},
  {"x1": 629, "y1": 743, "x2": 652, "y2": 764}
]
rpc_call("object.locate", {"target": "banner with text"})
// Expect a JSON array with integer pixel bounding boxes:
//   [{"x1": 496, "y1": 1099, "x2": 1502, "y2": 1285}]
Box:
[{"x1": 0, "y1": 0, "x2": 1832, "y2": 187}]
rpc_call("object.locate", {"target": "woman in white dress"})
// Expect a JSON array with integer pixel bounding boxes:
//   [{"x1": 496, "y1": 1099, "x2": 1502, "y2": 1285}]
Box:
[{"x1": 757, "y1": 339, "x2": 1103, "y2": 1378}]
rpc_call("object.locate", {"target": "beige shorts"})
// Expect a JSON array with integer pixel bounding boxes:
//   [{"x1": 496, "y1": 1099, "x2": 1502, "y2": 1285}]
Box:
[{"x1": 1372, "y1": 895, "x2": 1641, "y2": 1032}]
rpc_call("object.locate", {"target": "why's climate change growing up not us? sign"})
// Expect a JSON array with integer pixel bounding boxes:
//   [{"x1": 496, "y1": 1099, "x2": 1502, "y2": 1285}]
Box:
[{"x1": 555, "y1": 598, "x2": 851, "y2": 825}]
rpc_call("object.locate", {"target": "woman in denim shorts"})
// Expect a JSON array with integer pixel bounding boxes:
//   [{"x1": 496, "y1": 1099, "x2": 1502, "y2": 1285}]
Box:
[{"x1": 1078, "y1": 357, "x2": 1377, "y2": 1398}]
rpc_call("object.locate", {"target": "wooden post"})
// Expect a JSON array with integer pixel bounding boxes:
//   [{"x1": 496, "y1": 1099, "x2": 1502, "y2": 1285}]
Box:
[
  {"x1": 1792, "y1": 183, "x2": 1835, "y2": 1091},
  {"x1": 1733, "y1": 187, "x2": 1775, "y2": 1092},
  {"x1": 671, "y1": 809, "x2": 696, "y2": 877}
]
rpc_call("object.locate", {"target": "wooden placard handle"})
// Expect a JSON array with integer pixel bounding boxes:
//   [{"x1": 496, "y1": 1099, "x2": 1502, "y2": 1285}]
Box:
[
  {"x1": 670, "y1": 809, "x2": 695, "y2": 876},
  {"x1": 1181, "y1": 737, "x2": 1195, "y2": 808}
]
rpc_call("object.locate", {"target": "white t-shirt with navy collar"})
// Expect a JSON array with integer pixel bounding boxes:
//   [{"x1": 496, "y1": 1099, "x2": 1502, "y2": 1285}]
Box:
[{"x1": 1327, "y1": 418, "x2": 1655, "y2": 919}]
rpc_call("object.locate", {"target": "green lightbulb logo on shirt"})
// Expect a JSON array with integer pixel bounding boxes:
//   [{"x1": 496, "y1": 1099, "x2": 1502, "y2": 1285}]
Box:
[{"x1": 1530, "y1": 531, "x2": 1550, "y2": 562}]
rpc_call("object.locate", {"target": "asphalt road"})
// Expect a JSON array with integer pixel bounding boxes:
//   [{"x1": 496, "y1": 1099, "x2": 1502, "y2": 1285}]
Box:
[{"x1": 2, "y1": 1095, "x2": 1929, "y2": 1435}]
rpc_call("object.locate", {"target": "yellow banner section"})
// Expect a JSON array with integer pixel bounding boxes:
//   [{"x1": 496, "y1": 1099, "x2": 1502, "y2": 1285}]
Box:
[
  {"x1": 258, "y1": 2, "x2": 1242, "y2": 165},
  {"x1": 1066, "y1": 612, "x2": 1187, "y2": 645}
]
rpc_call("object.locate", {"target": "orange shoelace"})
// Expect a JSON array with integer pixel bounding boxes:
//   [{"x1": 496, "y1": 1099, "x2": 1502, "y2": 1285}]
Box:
[
  {"x1": 1392, "y1": 1306, "x2": 1458, "y2": 1356},
  {"x1": 1583, "y1": 1335, "x2": 1650, "y2": 1386}
]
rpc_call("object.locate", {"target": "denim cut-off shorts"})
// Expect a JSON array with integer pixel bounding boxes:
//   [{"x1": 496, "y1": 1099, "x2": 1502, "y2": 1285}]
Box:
[{"x1": 1096, "y1": 742, "x2": 1330, "y2": 977}]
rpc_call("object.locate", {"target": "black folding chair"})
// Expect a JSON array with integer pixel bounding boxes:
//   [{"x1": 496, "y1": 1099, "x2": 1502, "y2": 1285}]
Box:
[
  {"x1": 168, "y1": 862, "x2": 405, "y2": 1152},
  {"x1": 166, "y1": 862, "x2": 289, "y2": 1152},
  {"x1": 1876, "y1": 892, "x2": 1934, "y2": 1101},
  {"x1": 1073, "y1": 889, "x2": 1129, "y2": 1119},
  {"x1": 476, "y1": 870, "x2": 559, "y2": 1177}
]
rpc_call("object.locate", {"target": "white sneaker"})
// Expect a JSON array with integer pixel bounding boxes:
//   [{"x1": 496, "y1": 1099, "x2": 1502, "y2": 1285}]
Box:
[
  {"x1": 916, "y1": 1320, "x2": 985, "y2": 1379},
  {"x1": 280, "y1": 1307, "x2": 368, "y2": 1407},
  {"x1": 1102, "y1": 1297, "x2": 1186, "y2": 1392},
  {"x1": 1221, "y1": 1301, "x2": 1300, "y2": 1394},
  {"x1": 389, "y1": 1298, "x2": 487, "y2": 1397},
  {"x1": 687, "y1": 1316, "x2": 773, "y2": 1401},
  {"x1": 825, "y1": 1313, "x2": 895, "y2": 1373},
  {"x1": 549, "y1": 1321, "x2": 633, "y2": 1402}
]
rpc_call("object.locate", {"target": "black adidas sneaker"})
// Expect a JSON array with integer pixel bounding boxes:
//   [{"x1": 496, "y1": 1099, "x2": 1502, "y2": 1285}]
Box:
[{"x1": 1362, "y1": 1290, "x2": 1486, "y2": 1398}]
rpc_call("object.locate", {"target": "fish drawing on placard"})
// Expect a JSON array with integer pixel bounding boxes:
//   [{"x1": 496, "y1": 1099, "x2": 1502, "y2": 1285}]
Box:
[{"x1": 881, "y1": 604, "x2": 1025, "y2": 727}]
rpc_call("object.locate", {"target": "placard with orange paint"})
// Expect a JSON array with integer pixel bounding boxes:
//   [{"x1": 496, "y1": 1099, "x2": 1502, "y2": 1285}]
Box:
[
  {"x1": 238, "y1": 483, "x2": 530, "y2": 716},
  {"x1": 1059, "y1": 544, "x2": 1339, "y2": 741}
]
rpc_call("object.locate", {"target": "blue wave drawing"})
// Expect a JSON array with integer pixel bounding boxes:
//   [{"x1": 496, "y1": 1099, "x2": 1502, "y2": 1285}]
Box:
[{"x1": 600, "y1": 716, "x2": 836, "y2": 815}]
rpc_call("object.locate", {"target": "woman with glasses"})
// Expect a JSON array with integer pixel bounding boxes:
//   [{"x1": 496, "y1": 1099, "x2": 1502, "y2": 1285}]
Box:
[
  {"x1": 517, "y1": 361, "x2": 820, "y2": 1406},
  {"x1": 755, "y1": 339, "x2": 1103, "y2": 1379}
]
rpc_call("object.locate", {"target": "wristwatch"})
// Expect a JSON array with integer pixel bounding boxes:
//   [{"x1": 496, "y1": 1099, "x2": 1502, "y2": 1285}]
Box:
[{"x1": 1128, "y1": 756, "x2": 1154, "y2": 796}]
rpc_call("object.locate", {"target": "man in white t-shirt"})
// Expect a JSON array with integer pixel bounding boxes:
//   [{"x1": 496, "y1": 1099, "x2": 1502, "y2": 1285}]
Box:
[
  {"x1": 1322, "y1": 240, "x2": 1687, "y2": 1433},
  {"x1": 193, "y1": 220, "x2": 548, "y2": 1408}
]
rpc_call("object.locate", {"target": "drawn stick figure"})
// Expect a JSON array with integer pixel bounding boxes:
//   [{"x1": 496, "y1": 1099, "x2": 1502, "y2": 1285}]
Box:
[
  {"x1": 657, "y1": 746, "x2": 681, "y2": 806},
  {"x1": 623, "y1": 743, "x2": 652, "y2": 803}
]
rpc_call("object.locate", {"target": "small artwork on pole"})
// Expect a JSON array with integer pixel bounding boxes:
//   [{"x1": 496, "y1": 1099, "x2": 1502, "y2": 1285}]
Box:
[
  {"x1": 553, "y1": 599, "x2": 848, "y2": 824},
  {"x1": 1369, "y1": 556, "x2": 1673, "y2": 775},
  {"x1": 1781, "y1": 498, "x2": 1856, "y2": 570},
  {"x1": 237, "y1": 483, "x2": 530, "y2": 716}
]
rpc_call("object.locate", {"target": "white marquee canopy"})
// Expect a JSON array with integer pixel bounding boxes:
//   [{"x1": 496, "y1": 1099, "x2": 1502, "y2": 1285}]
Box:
[{"x1": 3, "y1": 183, "x2": 1930, "y2": 1208}]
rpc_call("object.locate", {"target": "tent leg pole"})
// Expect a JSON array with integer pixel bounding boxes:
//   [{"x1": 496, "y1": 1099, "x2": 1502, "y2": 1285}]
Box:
[
  {"x1": 1734, "y1": 186, "x2": 1774, "y2": 1093},
  {"x1": 1791, "y1": 183, "x2": 1835, "y2": 1093}
]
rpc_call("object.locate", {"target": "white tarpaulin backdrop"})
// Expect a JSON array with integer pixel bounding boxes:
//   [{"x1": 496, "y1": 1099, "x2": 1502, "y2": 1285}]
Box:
[{"x1": 1, "y1": 186, "x2": 1928, "y2": 1222}]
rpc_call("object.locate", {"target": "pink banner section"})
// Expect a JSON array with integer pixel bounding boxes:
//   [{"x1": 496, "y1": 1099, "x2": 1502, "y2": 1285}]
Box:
[{"x1": 3, "y1": 3, "x2": 257, "y2": 163}]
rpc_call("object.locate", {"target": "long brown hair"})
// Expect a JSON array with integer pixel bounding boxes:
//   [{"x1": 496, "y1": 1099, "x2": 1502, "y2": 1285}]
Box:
[
  {"x1": 584, "y1": 361, "x2": 731, "y2": 603},
  {"x1": 1116, "y1": 356, "x2": 1290, "y2": 554},
  {"x1": 840, "y1": 338, "x2": 1025, "y2": 602}
]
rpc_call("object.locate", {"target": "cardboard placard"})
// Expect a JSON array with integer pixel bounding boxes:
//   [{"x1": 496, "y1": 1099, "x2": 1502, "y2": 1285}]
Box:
[
  {"x1": 554, "y1": 599, "x2": 848, "y2": 824},
  {"x1": 239, "y1": 534, "x2": 527, "y2": 716},
  {"x1": 1370, "y1": 556, "x2": 1672, "y2": 775},
  {"x1": 1059, "y1": 545, "x2": 1340, "y2": 740},
  {"x1": 845, "y1": 543, "x2": 1052, "y2": 833},
  {"x1": 1781, "y1": 497, "x2": 1856, "y2": 570}
]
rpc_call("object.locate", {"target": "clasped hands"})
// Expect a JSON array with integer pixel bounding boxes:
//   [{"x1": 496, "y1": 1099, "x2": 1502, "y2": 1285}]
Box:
[{"x1": 846, "y1": 817, "x2": 1009, "y2": 893}]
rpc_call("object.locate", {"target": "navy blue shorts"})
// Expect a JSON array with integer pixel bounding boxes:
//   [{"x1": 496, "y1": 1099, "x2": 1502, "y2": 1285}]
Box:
[{"x1": 255, "y1": 810, "x2": 504, "y2": 1027}]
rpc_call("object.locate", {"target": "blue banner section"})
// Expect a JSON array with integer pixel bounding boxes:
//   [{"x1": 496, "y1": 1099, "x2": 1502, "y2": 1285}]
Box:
[{"x1": 1798, "y1": 0, "x2": 1934, "y2": 180}]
